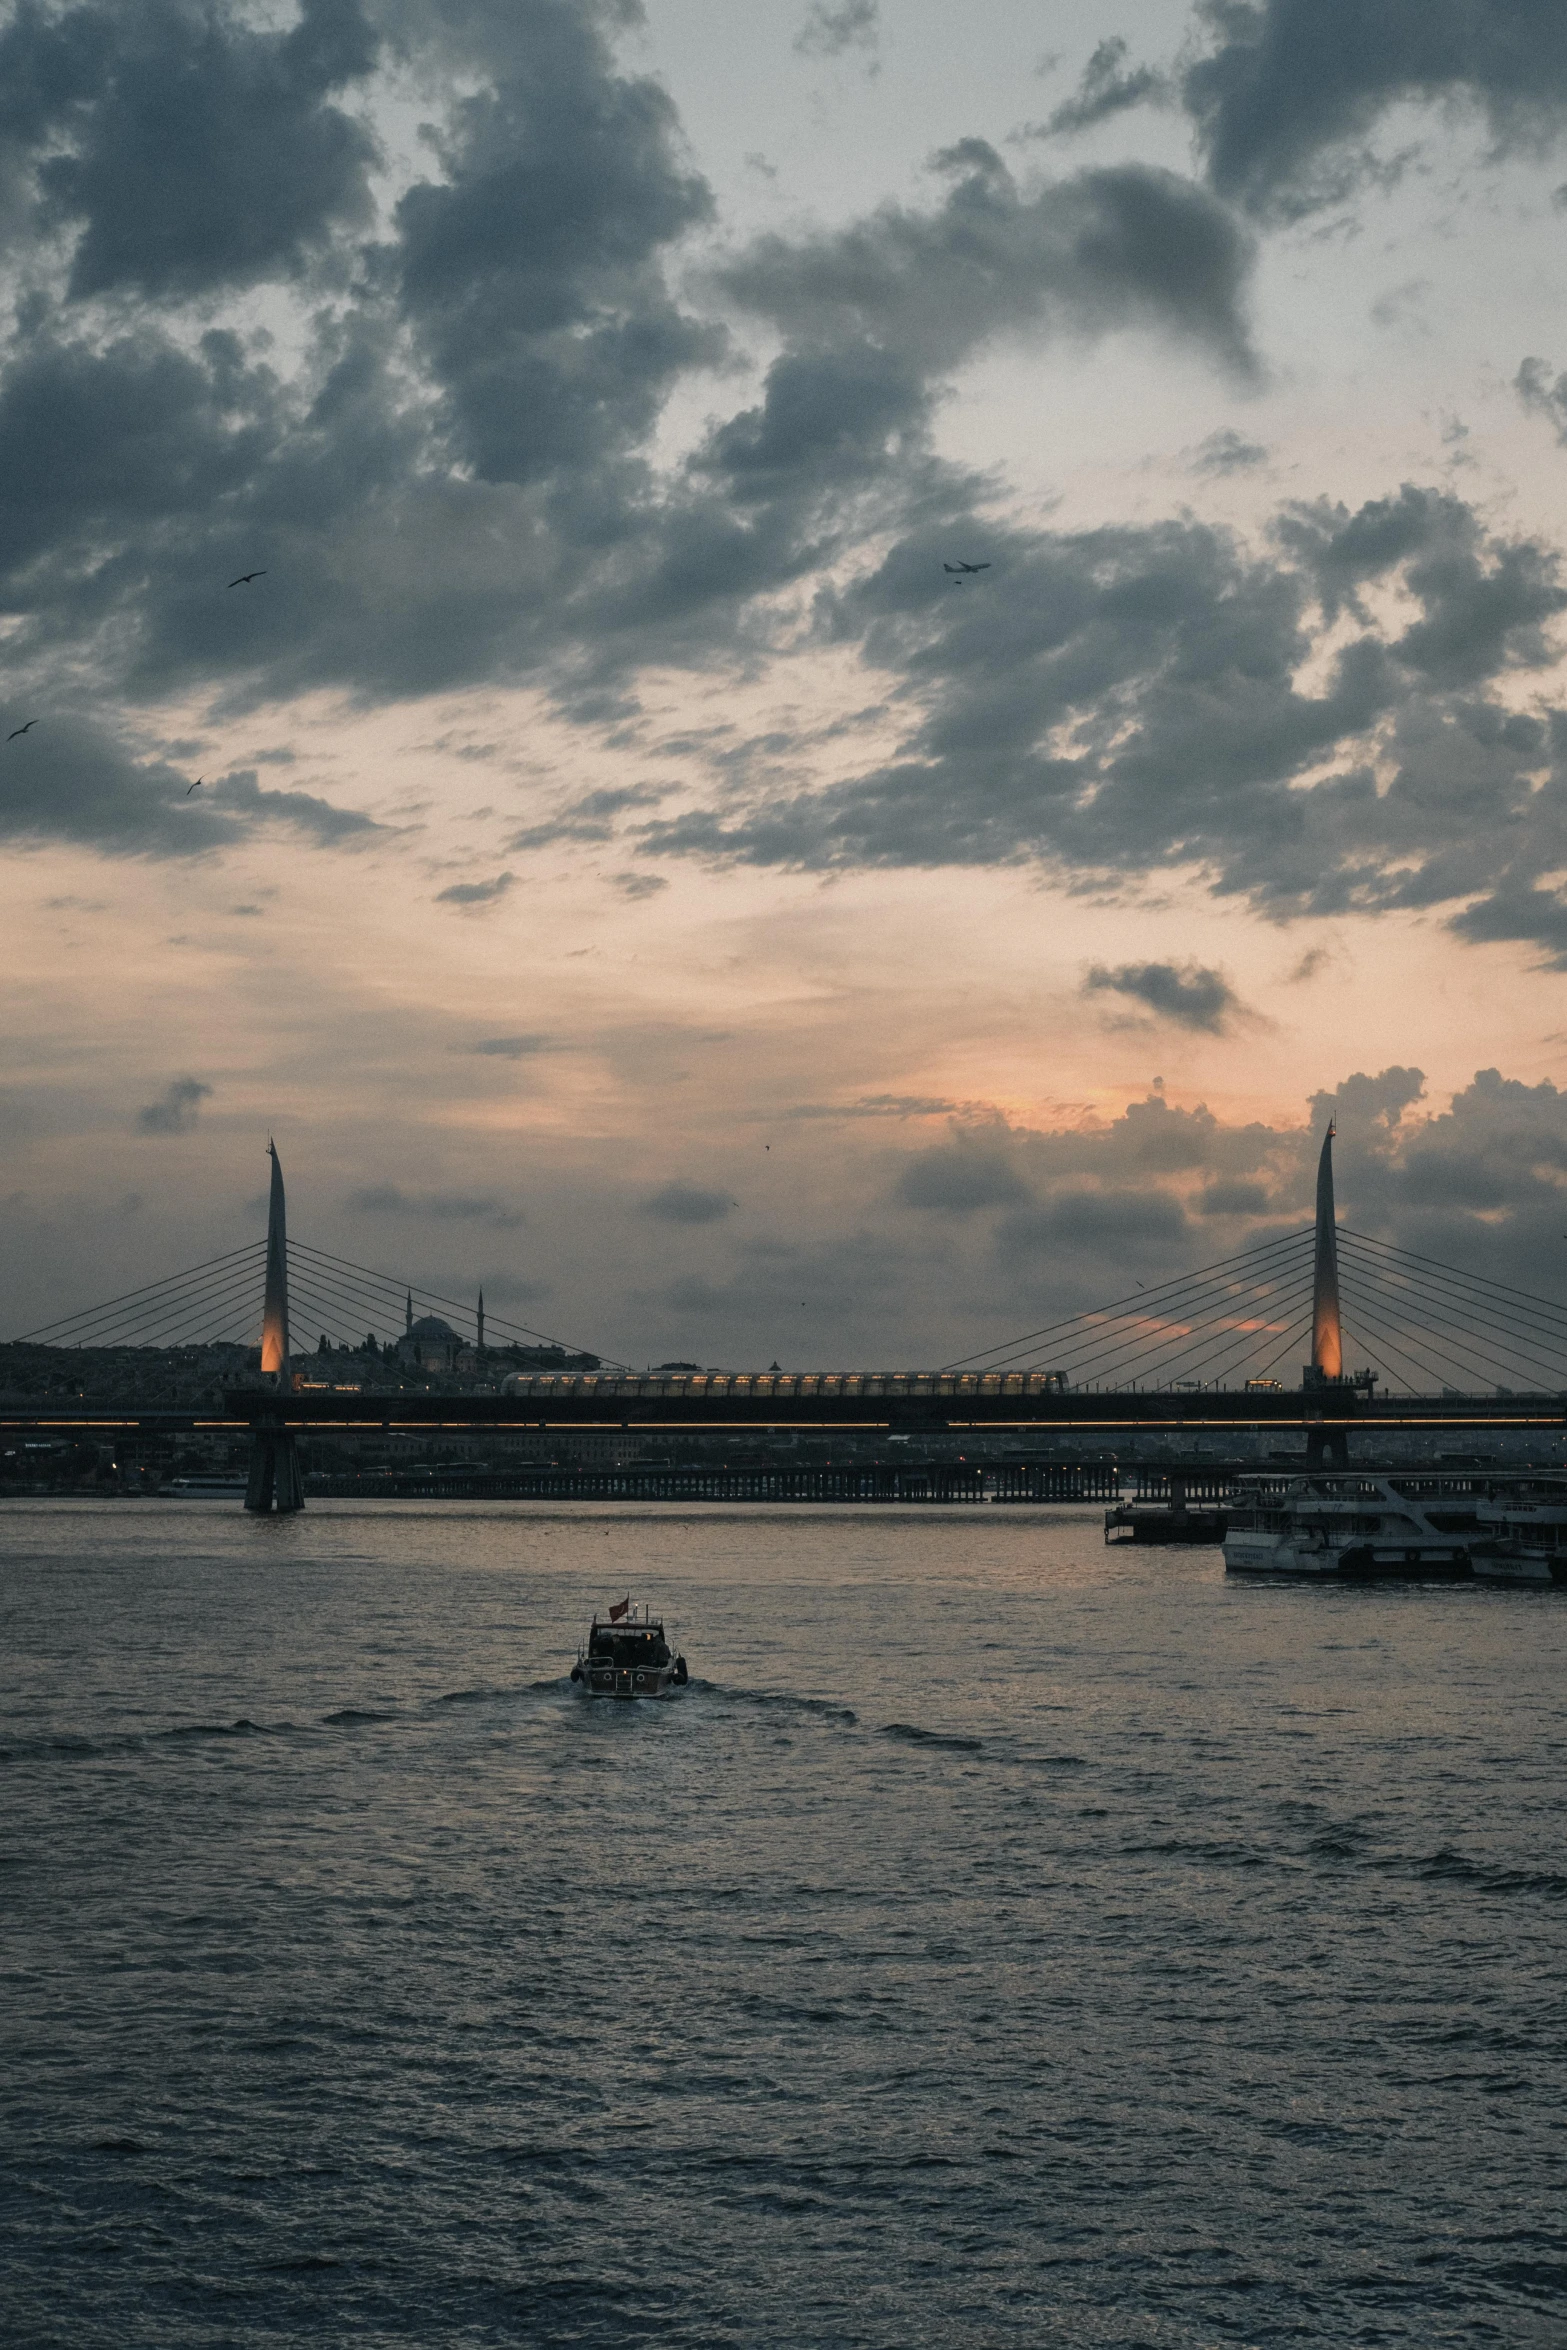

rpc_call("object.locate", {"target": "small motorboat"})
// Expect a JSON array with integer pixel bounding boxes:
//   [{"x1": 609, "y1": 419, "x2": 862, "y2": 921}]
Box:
[{"x1": 570, "y1": 1600, "x2": 688, "y2": 1698}]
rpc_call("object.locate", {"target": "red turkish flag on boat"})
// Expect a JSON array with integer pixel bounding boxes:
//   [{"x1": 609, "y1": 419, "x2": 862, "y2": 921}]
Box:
[{"x1": 608, "y1": 1597, "x2": 631, "y2": 1621}]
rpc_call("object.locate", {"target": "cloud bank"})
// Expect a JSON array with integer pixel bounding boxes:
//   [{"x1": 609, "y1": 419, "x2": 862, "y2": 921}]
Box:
[{"x1": 0, "y1": 0, "x2": 1562, "y2": 984}]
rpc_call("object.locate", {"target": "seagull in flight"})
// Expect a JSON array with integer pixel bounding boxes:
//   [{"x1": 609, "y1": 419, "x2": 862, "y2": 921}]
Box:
[
  {"x1": 943, "y1": 561, "x2": 991, "y2": 575},
  {"x1": 6, "y1": 718, "x2": 38, "y2": 741},
  {"x1": 186, "y1": 778, "x2": 203, "y2": 796},
  {"x1": 227, "y1": 570, "x2": 267, "y2": 588}
]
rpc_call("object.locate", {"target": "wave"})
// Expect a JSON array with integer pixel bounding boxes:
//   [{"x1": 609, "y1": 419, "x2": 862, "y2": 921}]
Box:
[
  {"x1": 163, "y1": 1717, "x2": 284, "y2": 1740},
  {"x1": 1410, "y1": 1846, "x2": 1567, "y2": 1901},
  {"x1": 880, "y1": 1722, "x2": 984, "y2": 1752},
  {"x1": 3, "y1": 1715, "x2": 307, "y2": 1761},
  {"x1": 322, "y1": 1708, "x2": 399, "y2": 1726},
  {"x1": 1120, "y1": 1835, "x2": 1266, "y2": 1867}
]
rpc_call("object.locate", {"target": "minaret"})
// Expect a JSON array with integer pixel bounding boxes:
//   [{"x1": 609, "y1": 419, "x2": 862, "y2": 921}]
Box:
[
  {"x1": 1310, "y1": 1121, "x2": 1343, "y2": 1381},
  {"x1": 260, "y1": 1139, "x2": 290, "y2": 1379},
  {"x1": 476, "y1": 1289, "x2": 485, "y2": 1351}
]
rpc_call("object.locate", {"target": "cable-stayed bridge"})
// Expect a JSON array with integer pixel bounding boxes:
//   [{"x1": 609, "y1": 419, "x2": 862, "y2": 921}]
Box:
[{"x1": 6, "y1": 1131, "x2": 1567, "y2": 1508}]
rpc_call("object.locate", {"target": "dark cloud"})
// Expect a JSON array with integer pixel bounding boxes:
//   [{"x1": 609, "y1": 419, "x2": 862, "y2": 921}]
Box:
[
  {"x1": 997, "y1": 1184, "x2": 1192, "y2": 1269},
  {"x1": 346, "y1": 1184, "x2": 523, "y2": 1227},
  {"x1": 1084, "y1": 960, "x2": 1243, "y2": 1032},
  {"x1": 1196, "y1": 1178, "x2": 1274, "y2": 1216},
  {"x1": 1517, "y1": 356, "x2": 1567, "y2": 443},
  {"x1": 1183, "y1": 0, "x2": 1567, "y2": 221},
  {"x1": 635, "y1": 484, "x2": 1567, "y2": 958},
  {"x1": 876, "y1": 1067, "x2": 1567, "y2": 1339},
  {"x1": 794, "y1": 1, "x2": 879, "y2": 67},
  {"x1": 0, "y1": 2, "x2": 1270, "y2": 860},
  {"x1": 640, "y1": 1181, "x2": 733, "y2": 1224},
  {"x1": 1032, "y1": 37, "x2": 1171, "y2": 139},
  {"x1": 1, "y1": 0, "x2": 1557, "y2": 979},
  {"x1": 0, "y1": 2, "x2": 730, "y2": 754},
  {"x1": 391, "y1": 3, "x2": 718, "y2": 495},
  {"x1": 435, "y1": 872, "x2": 516, "y2": 907},
  {"x1": 788, "y1": 1093, "x2": 974, "y2": 1120},
  {"x1": 468, "y1": 1034, "x2": 553, "y2": 1059},
  {"x1": 136, "y1": 1076, "x2": 210, "y2": 1135},
  {"x1": 612, "y1": 870, "x2": 668, "y2": 899},
  {"x1": 507, "y1": 787, "x2": 668, "y2": 853},
  {"x1": 0, "y1": 719, "x2": 377, "y2": 859},
  {"x1": 0, "y1": 0, "x2": 379, "y2": 300},
  {"x1": 1192, "y1": 426, "x2": 1268, "y2": 475},
  {"x1": 718, "y1": 146, "x2": 1257, "y2": 379},
  {"x1": 895, "y1": 1147, "x2": 1029, "y2": 1212}
]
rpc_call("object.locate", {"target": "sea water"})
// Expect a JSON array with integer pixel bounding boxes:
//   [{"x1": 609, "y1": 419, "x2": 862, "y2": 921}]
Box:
[{"x1": 1, "y1": 1500, "x2": 1564, "y2": 2348}]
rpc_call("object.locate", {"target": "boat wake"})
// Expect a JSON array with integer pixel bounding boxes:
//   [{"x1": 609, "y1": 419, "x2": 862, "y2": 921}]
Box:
[{"x1": 704, "y1": 1685, "x2": 858, "y2": 1726}]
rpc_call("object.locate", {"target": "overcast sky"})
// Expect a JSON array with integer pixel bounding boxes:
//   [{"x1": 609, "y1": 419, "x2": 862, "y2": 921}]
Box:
[{"x1": 6, "y1": 0, "x2": 1567, "y2": 1367}]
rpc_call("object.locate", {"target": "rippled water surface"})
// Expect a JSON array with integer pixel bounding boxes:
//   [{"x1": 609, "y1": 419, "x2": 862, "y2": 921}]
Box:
[{"x1": 3, "y1": 1499, "x2": 1565, "y2": 2348}]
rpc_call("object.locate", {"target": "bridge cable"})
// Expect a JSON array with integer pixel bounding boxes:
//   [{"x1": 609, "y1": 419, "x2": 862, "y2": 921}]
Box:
[
  {"x1": 1339, "y1": 1240, "x2": 1567, "y2": 1356},
  {"x1": 1340, "y1": 1226, "x2": 1567, "y2": 1329},
  {"x1": 287, "y1": 1241, "x2": 626, "y2": 1367},
  {"x1": 22, "y1": 1258, "x2": 269, "y2": 1352},
  {"x1": 963, "y1": 1231, "x2": 1314, "y2": 1381},
  {"x1": 1336, "y1": 1256, "x2": 1546, "y2": 1390},
  {"x1": 1336, "y1": 1238, "x2": 1567, "y2": 1386},
  {"x1": 1027, "y1": 1264, "x2": 1316, "y2": 1390},
  {"x1": 13, "y1": 1243, "x2": 265, "y2": 1344},
  {"x1": 940, "y1": 1225, "x2": 1315, "y2": 1370}
]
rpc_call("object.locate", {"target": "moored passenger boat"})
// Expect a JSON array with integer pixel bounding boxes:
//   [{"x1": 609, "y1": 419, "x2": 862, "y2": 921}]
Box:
[
  {"x1": 1223, "y1": 1474, "x2": 1478, "y2": 1578},
  {"x1": 569, "y1": 1600, "x2": 688, "y2": 1697},
  {"x1": 1472, "y1": 1482, "x2": 1567, "y2": 1585}
]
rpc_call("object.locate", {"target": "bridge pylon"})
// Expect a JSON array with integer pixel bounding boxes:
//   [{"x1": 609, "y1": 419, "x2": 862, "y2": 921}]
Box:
[
  {"x1": 1310, "y1": 1121, "x2": 1342, "y2": 1381},
  {"x1": 247, "y1": 1139, "x2": 304, "y2": 1513},
  {"x1": 1302, "y1": 1122, "x2": 1362, "y2": 1466}
]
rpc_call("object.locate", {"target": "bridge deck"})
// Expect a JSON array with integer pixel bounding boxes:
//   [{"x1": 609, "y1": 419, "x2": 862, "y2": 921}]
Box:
[{"x1": 0, "y1": 1382, "x2": 1561, "y2": 1437}]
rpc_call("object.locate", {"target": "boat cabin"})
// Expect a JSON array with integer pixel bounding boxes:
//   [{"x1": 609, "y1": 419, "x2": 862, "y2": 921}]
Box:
[{"x1": 586, "y1": 1621, "x2": 672, "y2": 1669}]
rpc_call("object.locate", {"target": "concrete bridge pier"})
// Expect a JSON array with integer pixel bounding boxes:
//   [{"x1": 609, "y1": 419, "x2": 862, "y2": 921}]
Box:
[{"x1": 245, "y1": 1423, "x2": 304, "y2": 1513}]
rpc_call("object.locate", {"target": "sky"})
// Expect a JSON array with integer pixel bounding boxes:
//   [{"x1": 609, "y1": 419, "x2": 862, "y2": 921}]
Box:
[{"x1": 6, "y1": 0, "x2": 1567, "y2": 1370}]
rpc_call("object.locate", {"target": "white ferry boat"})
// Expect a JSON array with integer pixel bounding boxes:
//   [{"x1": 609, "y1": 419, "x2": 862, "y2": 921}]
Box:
[
  {"x1": 569, "y1": 1601, "x2": 689, "y2": 1698},
  {"x1": 1472, "y1": 1483, "x2": 1567, "y2": 1586},
  {"x1": 1223, "y1": 1474, "x2": 1478, "y2": 1578}
]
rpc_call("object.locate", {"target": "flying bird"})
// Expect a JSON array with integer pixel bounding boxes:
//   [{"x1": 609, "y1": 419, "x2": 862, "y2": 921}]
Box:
[
  {"x1": 227, "y1": 570, "x2": 267, "y2": 588},
  {"x1": 943, "y1": 561, "x2": 991, "y2": 575},
  {"x1": 6, "y1": 719, "x2": 38, "y2": 741},
  {"x1": 186, "y1": 778, "x2": 203, "y2": 796}
]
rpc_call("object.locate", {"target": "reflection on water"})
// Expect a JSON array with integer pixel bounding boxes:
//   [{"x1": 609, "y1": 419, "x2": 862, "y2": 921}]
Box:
[{"x1": 2, "y1": 1500, "x2": 1564, "y2": 2347}]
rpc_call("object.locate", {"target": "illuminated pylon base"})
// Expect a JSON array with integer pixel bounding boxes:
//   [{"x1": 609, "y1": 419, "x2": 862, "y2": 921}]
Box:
[{"x1": 245, "y1": 1424, "x2": 305, "y2": 1514}]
